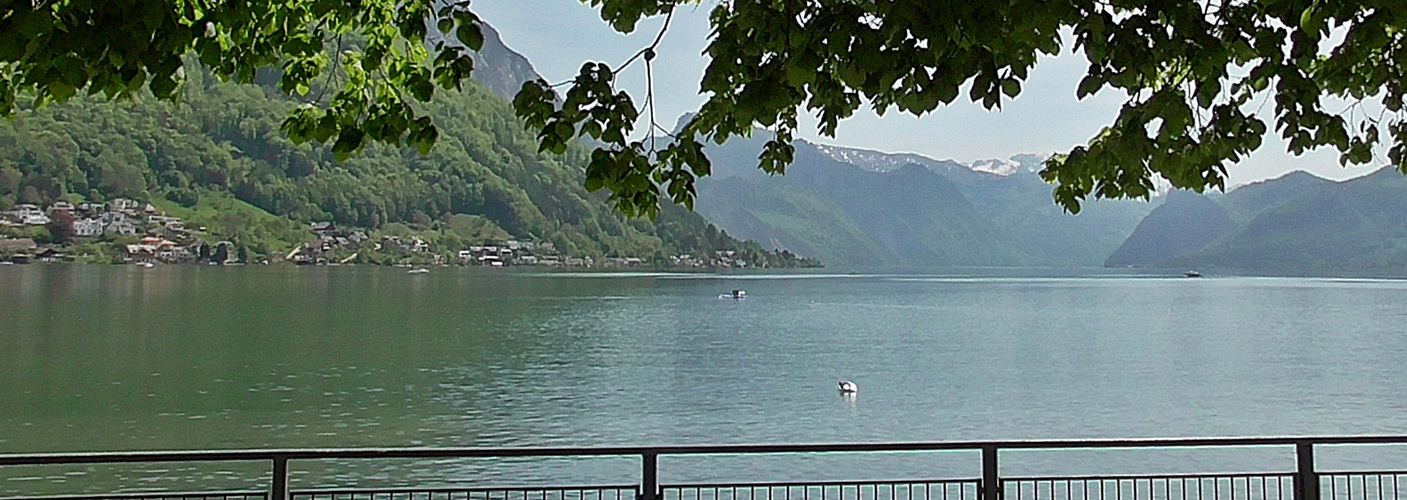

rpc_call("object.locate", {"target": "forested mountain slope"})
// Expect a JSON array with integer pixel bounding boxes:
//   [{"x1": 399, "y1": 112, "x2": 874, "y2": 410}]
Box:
[
  {"x1": 1174, "y1": 169, "x2": 1407, "y2": 275},
  {"x1": 1107, "y1": 169, "x2": 1407, "y2": 275},
  {"x1": 0, "y1": 67, "x2": 812, "y2": 266},
  {"x1": 1104, "y1": 190, "x2": 1238, "y2": 268}
]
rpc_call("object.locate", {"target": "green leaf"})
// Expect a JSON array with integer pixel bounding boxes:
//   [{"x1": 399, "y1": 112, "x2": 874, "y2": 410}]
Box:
[
  {"x1": 455, "y1": 25, "x2": 484, "y2": 52},
  {"x1": 1001, "y1": 78, "x2": 1021, "y2": 98},
  {"x1": 331, "y1": 127, "x2": 366, "y2": 160},
  {"x1": 1076, "y1": 74, "x2": 1103, "y2": 99}
]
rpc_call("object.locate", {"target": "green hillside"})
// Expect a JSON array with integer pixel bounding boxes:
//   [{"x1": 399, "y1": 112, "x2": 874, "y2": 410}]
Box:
[
  {"x1": 0, "y1": 67, "x2": 816, "y2": 267},
  {"x1": 1104, "y1": 190, "x2": 1237, "y2": 268},
  {"x1": 1174, "y1": 169, "x2": 1407, "y2": 275},
  {"x1": 695, "y1": 175, "x2": 887, "y2": 266},
  {"x1": 1103, "y1": 168, "x2": 1407, "y2": 275},
  {"x1": 1216, "y1": 170, "x2": 1335, "y2": 223}
]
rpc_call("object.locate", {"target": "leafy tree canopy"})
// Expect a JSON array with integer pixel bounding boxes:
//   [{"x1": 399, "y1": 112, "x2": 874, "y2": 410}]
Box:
[
  {"x1": 3, "y1": 0, "x2": 1405, "y2": 216},
  {"x1": 0, "y1": 0, "x2": 483, "y2": 160}
]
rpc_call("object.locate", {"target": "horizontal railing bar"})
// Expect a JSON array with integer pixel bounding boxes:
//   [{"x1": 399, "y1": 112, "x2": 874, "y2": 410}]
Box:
[
  {"x1": 661, "y1": 479, "x2": 979, "y2": 489},
  {"x1": 5, "y1": 436, "x2": 1407, "y2": 466},
  {"x1": 292, "y1": 486, "x2": 640, "y2": 495},
  {"x1": 1004, "y1": 473, "x2": 1296, "y2": 481},
  {"x1": 0, "y1": 491, "x2": 267, "y2": 500},
  {"x1": 1319, "y1": 471, "x2": 1407, "y2": 475}
]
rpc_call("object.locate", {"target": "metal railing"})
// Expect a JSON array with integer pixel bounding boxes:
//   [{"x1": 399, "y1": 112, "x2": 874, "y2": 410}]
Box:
[
  {"x1": 0, "y1": 493, "x2": 268, "y2": 500},
  {"x1": 290, "y1": 486, "x2": 640, "y2": 500},
  {"x1": 4, "y1": 437, "x2": 1407, "y2": 500},
  {"x1": 660, "y1": 479, "x2": 979, "y2": 500},
  {"x1": 1002, "y1": 474, "x2": 1296, "y2": 500}
]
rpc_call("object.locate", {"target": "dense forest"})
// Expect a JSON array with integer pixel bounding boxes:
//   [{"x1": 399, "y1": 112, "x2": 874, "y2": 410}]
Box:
[{"x1": 0, "y1": 66, "x2": 816, "y2": 267}]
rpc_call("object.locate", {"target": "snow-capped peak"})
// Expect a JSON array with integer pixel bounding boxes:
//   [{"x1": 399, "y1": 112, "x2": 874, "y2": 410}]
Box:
[{"x1": 966, "y1": 158, "x2": 1022, "y2": 176}]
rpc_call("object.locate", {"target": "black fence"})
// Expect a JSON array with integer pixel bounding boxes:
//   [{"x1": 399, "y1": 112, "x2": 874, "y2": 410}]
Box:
[{"x1": 3, "y1": 437, "x2": 1407, "y2": 500}]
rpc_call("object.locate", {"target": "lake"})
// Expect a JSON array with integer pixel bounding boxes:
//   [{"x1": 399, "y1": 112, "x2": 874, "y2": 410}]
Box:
[{"x1": 3, "y1": 266, "x2": 1407, "y2": 493}]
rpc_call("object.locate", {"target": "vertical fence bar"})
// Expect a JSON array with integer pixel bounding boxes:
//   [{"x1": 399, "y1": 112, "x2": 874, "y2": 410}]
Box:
[
  {"x1": 642, "y1": 452, "x2": 660, "y2": 500},
  {"x1": 1295, "y1": 443, "x2": 1318, "y2": 500},
  {"x1": 272, "y1": 455, "x2": 290, "y2": 500},
  {"x1": 983, "y1": 446, "x2": 1001, "y2": 500}
]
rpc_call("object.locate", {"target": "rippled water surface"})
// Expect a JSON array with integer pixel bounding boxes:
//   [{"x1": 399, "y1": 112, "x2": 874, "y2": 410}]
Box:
[{"x1": 4, "y1": 266, "x2": 1407, "y2": 493}]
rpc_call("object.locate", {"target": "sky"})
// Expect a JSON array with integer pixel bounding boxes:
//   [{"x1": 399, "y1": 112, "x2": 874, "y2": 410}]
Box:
[{"x1": 473, "y1": 0, "x2": 1386, "y2": 188}]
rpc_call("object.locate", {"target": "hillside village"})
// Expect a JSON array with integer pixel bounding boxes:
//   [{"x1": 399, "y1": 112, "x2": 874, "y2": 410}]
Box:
[
  {"x1": 0, "y1": 200, "x2": 782, "y2": 269},
  {"x1": 0, "y1": 199, "x2": 211, "y2": 264}
]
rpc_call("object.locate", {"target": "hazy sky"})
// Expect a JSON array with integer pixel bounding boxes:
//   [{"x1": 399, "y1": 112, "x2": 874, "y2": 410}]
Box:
[{"x1": 474, "y1": 0, "x2": 1385, "y2": 188}]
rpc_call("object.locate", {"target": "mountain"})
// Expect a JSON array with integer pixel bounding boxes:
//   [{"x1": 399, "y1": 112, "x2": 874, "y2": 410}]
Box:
[
  {"x1": 0, "y1": 30, "x2": 815, "y2": 267},
  {"x1": 465, "y1": 23, "x2": 544, "y2": 101},
  {"x1": 1106, "y1": 168, "x2": 1407, "y2": 275},
  {"x1": 809, "y1": 140, "x2": 996, "y2": 184},
  {"x1": 694, "y1": 136, "x2": 1155, "y2": 268},
  {"x1": 1173, "y1": 168, "x2": 1407, "y2": 275},
  {"x1": 696, "y1": 136, "x2": 1014, "y2": 267},
  {"x1": 694, "y1": 176, "x2": 885, "y2": 266},
  {"x1": 1216, "y1": 170, "x2": 1335, "y2": 223},
  {"x1": 1104, "y1": 190, "x2": 1237, "y2": 267}
]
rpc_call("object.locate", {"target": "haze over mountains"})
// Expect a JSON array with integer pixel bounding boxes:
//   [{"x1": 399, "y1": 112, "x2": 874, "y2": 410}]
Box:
[
  {"x1": 692, "y1": 132, "x2": 1156, "y2": 269},
  {"x1": 1110, "y1": 169, "x2": 1407, "y2": 275},
  {"x1": 685, "y1": 119, "x2": 1407, "y2": 275}
]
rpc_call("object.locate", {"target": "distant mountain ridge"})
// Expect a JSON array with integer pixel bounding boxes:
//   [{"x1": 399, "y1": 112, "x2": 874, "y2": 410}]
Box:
[
  {"x1": 1105, "y1": 190, "x2": 1237, "y2": 268},
  {"x1": 694, "y1": 135, "x2": 1155, "y2": 268},
  {"x1": 467, "y1": 23, "x2": 545, "y2": 101},
  {"x1": 1107, "y1": 168, "x2": 1407, "y2": 275},
  {"x1": 809, "y1": 141, "x2": 1047, "y2": 178}
]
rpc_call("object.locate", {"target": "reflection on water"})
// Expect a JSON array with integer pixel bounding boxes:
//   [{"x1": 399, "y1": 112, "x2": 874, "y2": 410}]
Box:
[{"x1": 5, "y1": 266, "x2": 1407, "y2": 493}]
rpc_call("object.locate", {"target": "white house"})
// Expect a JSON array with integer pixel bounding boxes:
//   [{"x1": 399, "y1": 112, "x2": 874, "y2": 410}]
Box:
[
  {"x1": 104, "y1": 220, "x2": 138, "y2": 236},
  {"x1": 109, "y1": 198, "x2": 140, "y2": 213},
  {"x1": 8, "y1": 204, "x2": 51, "y2": 226},
  {"x1": 73, "y1": 218, "x2": 103, "y2": 237}
]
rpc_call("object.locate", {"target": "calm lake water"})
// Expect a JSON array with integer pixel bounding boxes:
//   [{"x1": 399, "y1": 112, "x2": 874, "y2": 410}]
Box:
[{"x1": 3, "y1": 266, "x2": 1407, "y2": 493}]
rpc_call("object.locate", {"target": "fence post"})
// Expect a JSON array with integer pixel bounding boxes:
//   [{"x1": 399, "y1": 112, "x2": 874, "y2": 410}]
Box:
[
  {"x1": 272, "y1": 455, "x2": 289, "y2": 500},
  {"x1": 641, "y1": 452, "x2": 659, "y2": 500},
  {"x1": 1295, "y1": 441, "x2": 1318, "y2": 500},
  {"x1": 982, "y1": 445, "x2": 1001, "y2": 500}
]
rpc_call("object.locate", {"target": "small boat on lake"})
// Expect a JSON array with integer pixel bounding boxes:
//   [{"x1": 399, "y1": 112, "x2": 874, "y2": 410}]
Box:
[
  {"x1": 718, "y1": 289, "x2": 746, "y2": 300},
  {"x1": 838, "y1": 381, "x2": 858, "y2": 393},
  {"x1": 407, "y1": 268, "x2": 429, "y2": 275},
  {"x1": 1184, "y1": 271, "x2": 1203, "y2": 278}
]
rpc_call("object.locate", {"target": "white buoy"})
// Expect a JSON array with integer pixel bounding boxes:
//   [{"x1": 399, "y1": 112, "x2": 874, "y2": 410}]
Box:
[{"x1": 838, "y1": 380, "x2": 858, "y2": 393}]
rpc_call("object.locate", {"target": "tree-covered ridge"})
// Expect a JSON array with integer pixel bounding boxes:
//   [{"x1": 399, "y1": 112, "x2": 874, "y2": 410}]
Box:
[
  {"x1": 0, "y1": 68, "x2": 817, "y2": 268},
  {"x1": 1105, "y1": 169, "x2": 1407, "y2": 275}
]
